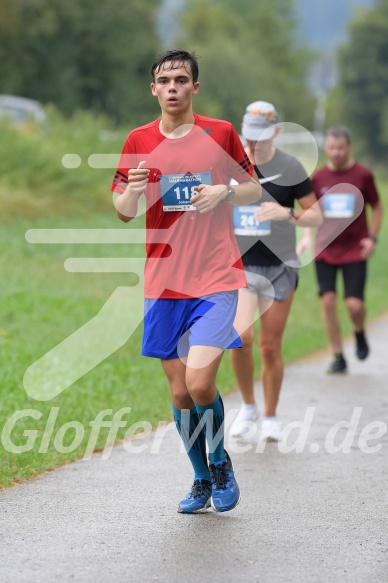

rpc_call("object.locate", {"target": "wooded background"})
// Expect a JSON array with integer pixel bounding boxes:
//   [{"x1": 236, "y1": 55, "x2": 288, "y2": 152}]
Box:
[{"x1": 1, "y1": 0, "x2": 388, "y2": 160}]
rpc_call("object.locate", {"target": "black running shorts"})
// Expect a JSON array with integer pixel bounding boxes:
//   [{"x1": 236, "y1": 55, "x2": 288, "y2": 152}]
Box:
[{"x1": 315, "y1": 260, "x2": 367, "y2": 300}]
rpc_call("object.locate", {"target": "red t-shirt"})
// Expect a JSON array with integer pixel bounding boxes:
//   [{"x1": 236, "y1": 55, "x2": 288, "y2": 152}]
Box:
[
  {"x1": 111, "y1": 114, "x2": 254, "y2": 298},
  {"x1": 312, "y1": 162, "x2": 379, "y2": 264}
]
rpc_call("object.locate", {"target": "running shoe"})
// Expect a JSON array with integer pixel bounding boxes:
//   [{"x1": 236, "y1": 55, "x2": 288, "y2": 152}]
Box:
[
  {"x1": 327, "y1": 355, "x2": 347, "y2": 374},
  {"x1": 177, "y1": 479, "x2": 212, "y2": 514},
  {"x1": 209, "y1": 451, "x2": 240, "y2": 512},
  {"x1": 260, "y1": 417, "x2": 282, "y2": 442},
  {"x1": 355, "y1": 330, "x2": 369, "y2": 360},
  {"x1": 229, "y1": 403, "x2": 259, "y2": 438}
]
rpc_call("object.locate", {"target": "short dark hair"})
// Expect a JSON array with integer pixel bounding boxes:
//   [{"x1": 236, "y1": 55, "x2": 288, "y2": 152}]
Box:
[
  {"x1": 151, "y1": 49, "x2": 199, "y2": 83},
  {"x1": 326, "y1": 125, "x2": 352, "y2": 145}
]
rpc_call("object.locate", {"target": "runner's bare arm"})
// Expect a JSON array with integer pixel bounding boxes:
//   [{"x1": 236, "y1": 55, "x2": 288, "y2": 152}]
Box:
[
  {"x1": 360, "y1": 199, "x2": 383, "y2": 259},
  {"x1": 254, "y1": 193, "x2": 322, "y2": 226},
  {"x1": 115, "y1": 161, "x2": 149, "y2": 222}
]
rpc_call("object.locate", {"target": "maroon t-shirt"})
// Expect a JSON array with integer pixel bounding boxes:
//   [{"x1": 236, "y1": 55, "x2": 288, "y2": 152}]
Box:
[{"x1": 312, "y1": 162, "x2": 379, "y2": 264}]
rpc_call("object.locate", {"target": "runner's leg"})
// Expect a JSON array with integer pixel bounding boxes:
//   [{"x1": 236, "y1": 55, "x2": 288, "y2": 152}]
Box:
[
  {"x1": 186, "y1": 345, "x2": 240, "y2": 512},
  {"x1": 230, "y1": 288, "x2": 259, "y2": 405},
  {"x1": 343, "y1": 261, "x2": 367, "y2": 332},
  {"x1": 321, "y1": 292, "x2": 343, "y2": 354},
  {"x1": 162, "y1": 358, "x2": 210, "y2": 480},
  {"x1": 258, "y1": 292, "x2": 294, "y2": 417},
  {"x1": 185, "y1": 347, "x2": 225, "y2": 463}
]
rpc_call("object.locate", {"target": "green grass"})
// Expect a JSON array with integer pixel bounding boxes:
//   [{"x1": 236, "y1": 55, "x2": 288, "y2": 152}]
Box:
[
  {"x1": 0, "y1": 213, "x2": 166, "y2": 487},
  {"x1": 1, "y1": 116, "x2": 387, "y2": 489}
]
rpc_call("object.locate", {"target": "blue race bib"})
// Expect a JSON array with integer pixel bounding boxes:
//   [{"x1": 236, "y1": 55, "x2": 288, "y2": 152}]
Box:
[
  {"x1": 233, "y1": 206, "x2": 271, "y2": 236},
  {"x1": 323, "y1": 193, "x2": 355, "y2": 218},
  {"x1": 160, "y1": 171, "x2": 212, "y2": 212}
]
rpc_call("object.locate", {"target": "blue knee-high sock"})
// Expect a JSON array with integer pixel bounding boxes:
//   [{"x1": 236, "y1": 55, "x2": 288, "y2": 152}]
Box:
[
  {"x1": 195, "y1": 392, "x2": 226, "y2": 465},
  {"x1": 172, "y1": 405, "x2": 210, "y2": 481}
]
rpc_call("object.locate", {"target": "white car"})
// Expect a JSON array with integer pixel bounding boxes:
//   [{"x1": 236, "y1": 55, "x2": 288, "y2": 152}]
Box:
[{"x1": 0, "y1": 95, "x2": 46, "y2": 127}]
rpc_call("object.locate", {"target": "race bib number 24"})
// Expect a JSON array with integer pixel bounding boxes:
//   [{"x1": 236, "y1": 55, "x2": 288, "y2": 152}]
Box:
[{"x1": 233, "y1": 205, "x2": 271, "y2": 236}]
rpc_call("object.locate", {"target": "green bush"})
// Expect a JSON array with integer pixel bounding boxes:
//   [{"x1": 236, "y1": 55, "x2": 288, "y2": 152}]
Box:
[{"x1": 0, "y1": 107, "x2": 129, "y2": 220}]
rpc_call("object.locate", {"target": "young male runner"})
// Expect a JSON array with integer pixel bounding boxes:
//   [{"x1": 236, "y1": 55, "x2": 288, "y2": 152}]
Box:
[
  {"x1": 312, "y1": 126, "x2": 383, "y2": 373},
  {"x1": 111, "y1": 50, "x2": 261, "y2": 512}
]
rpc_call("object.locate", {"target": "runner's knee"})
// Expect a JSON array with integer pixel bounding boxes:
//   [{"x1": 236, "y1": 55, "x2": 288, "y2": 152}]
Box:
[
  {"x1": 321, "y1": 291, "x2": 336, "y2": 311},
  {"x1": 259, "y1": 341, "x2": 280, "y2": 364},
  {"x1": 345, "y1": 296, "x2": 364, "y2": 315},
  {"x1": 239, "y1": 327, "x2": 255, "y2": 348},
  {"x1": 168, "y1": 381, "x2": 192, "y2": 409},
  {"x1": 185, "y1": 373, "x2": 215, "y2": 402}
]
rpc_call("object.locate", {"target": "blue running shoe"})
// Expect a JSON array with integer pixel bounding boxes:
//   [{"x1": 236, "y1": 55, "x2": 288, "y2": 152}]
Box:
[
  {"x1": 209, "y1": 451, "x2": 240, "y2": 512},
  {"x1": 177, "y1": 479, "x2": 212, "y2": 514}
]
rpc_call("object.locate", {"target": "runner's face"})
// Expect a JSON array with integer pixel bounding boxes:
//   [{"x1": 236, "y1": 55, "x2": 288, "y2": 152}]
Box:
[
  {"x1": 151, "y1": 62, "x2": 199, "y2": 114},
  {"x1": 325, "y1": 136, "x2": 351, "y2": 169},
  {"x1": 246, "y1": 138, "x2": 273, "y2": 165}
]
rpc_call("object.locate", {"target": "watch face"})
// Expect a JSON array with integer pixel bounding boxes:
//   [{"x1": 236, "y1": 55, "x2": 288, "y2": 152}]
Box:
[{"x1": 227, "y1": 186, "x2": 235, "y2": 200}]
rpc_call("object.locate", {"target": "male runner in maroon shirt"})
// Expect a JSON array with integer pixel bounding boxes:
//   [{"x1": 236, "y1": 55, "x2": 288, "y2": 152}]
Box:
[{"x1": 312, "y1": 126, "x2": 383, "y2": 373}]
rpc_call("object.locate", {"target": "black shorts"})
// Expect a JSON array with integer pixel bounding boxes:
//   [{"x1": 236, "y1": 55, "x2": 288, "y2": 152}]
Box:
[{"x1": 315, "y1": 260, "x2": 367, "y2": 300}]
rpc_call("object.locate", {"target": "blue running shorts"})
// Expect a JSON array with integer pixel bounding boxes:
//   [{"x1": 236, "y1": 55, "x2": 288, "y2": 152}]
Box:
[{"x1": 142, "y1": 291, "x2": 242, "y2": 360}]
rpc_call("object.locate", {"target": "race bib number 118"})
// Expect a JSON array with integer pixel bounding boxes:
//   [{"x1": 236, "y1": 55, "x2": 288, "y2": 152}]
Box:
[{"x1": 160, "y1": 172, "x2": 212, "y2": 211}]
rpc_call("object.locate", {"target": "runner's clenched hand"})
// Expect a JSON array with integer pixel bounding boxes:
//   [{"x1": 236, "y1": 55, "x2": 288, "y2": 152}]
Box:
[{"x1": 190, "y1": 184, "x2": 227, "y2": 213}]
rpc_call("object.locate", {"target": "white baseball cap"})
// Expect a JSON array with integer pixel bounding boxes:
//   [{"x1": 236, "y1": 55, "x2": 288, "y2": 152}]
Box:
[{"x1": 241, "y1": 101, "x2": 279, "y2": 141}]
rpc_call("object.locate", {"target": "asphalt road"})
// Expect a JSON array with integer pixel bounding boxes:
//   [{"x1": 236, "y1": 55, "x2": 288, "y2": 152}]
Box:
[{"x1": 1, "y1": 317, "x2": 387, "y2": 583}]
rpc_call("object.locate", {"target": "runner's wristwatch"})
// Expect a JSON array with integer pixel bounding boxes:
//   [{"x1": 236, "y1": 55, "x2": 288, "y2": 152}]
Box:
[
  {"x1": 287, "y1": 207, "x2": 295, "y2": 221},
  {"x1": 369, "y1": 235, "x2": 378, "y2": 243},
  {"x1": 223, "y1": 185, "x2": 235, "y2": 202}
]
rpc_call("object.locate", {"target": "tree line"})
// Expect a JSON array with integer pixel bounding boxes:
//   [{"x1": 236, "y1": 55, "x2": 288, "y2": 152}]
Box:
[
  {"x1": 0, "y1": 0, "x2": 314, "y2": 130},
  {"x1": 336, "y1": 0, "x2": 388, "y2": 160},
  {"x1": 0, "y1": 0, "x2": 387, "y2": 160}
]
